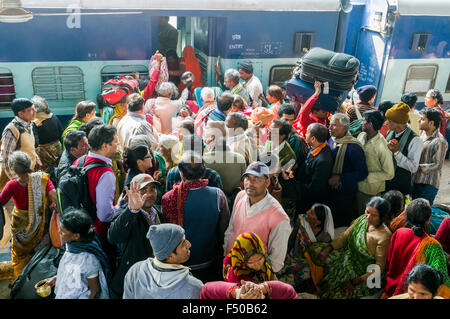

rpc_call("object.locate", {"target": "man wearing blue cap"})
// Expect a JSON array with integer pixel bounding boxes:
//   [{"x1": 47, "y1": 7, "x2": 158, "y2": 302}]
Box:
[
  {"x1": 223, "y1": 161, "x2": 291, "y2": 273},
  {"x1": 0, "y1": 98, "x2": 41, "y2": 189},
  {"x1": 346, "y1": 85, "x2": 378, "y2": 123},
  {"x1": 123, "y1": 223, "x2": 204, "y2": 299}
]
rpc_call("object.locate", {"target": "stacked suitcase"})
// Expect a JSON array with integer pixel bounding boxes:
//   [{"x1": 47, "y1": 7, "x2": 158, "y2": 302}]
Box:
[{"x1": 288, "y1": 47, "x2": 360, "y2": 112}]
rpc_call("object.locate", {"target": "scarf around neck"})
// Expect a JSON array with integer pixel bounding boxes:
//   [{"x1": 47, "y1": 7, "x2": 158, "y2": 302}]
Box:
[
  {"x1": 162, "y1": 179, "x2": 209, "y2": 227},
  {"x1": 332, "y1": 131, "x2": 362, "y2": 175},
  {"x1": 66, "y1": 238, "x2": 111, "y2": 282}
]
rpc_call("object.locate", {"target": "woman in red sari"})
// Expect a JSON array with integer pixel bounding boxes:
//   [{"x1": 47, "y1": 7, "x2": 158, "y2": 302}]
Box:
[
  {"x1": 382, "y1": 198, "x2": 450, "y2": 299},
  {"x1": 178, "y1": 46, "x2": 205, "y2": 92}
]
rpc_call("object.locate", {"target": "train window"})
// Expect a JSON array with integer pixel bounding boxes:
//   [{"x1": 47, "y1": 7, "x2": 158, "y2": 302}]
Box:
[
  {"x1": 269, "y1": 65, "x2": 296, "y2": 87},
  {"x1": 32, "y1": 66, "x2": 85, "y2": 101},
  {"x1": 0, "y1": 68, "x2": 15, "y2": 109},
  {"x1": 410, "y1": 32, "x2": 430, "y2": 52},
  {"x1": 403, "y1": 64, "x2": 438, "y2": 96},
  {"x1": 294, "y1": 32, "x2": 314, "y2": 54},
  {"x1": 100, "y1": 65, "x2": 149, "y2": 85}
]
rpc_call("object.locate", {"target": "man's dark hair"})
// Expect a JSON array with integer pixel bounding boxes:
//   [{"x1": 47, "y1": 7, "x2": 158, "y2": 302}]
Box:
[
  {"x1": 228, "y1": 112, "x2": 248, "y2": 130},
  {"x1": 88, "y1": 124, "x2": 117, "y2": 151},
  {"x1": 217, "y1": 92, "x2": 234, "y2": 112},
  {"x1": 278, "y1": 103, "x2": 295, "y2": 118},
  {"x1": 182, "y1": 134, "x2": 204, "y2": 155},
  {"x1": 377, "y1": 100, "x2": 395, "y2": 116},
  {"x1": 127, "y1": 93, "x2": 145, "y2": 112},
  {"x1": 382, "y1": 190, "x2": 405, "y2": 222},
  {"x1": 79, "y1": 118, "x2": 103, "y2": 137},
  {"x1": 178, "y1": 153, "x2": 206, "y2": 180},
  {"x1": 11, "y1": 98, "x2": 33, "y2": 116},
  {"x1": 363, "y1": 110, "x2": 385, "y2": 131},
  {"x1": 272, "y1": 119, "x2": 291, "y2": 139},
  {"x1": 421, "y1": 107, "x2": 442, "y2": 130},
  {"x1": 406, "y1": 198, "x2": 432, "y2": 237},
  {"x1": 308, "y1": 123, "x2": 329, "y2": 143},
  {"x1": 64, "y1": 130, "x2": 87, "y2": 152},
  {"x1": 179, "y1": 119, "x2": 195, "y2": 135}
]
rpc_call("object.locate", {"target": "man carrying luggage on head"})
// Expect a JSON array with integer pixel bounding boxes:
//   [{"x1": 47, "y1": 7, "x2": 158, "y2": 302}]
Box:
[{"x1": 295, "y1": 81, "x2": 329, "y2": 141}]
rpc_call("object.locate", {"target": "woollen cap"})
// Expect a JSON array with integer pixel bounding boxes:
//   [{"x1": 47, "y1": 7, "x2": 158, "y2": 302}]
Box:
[
  {"x1": 146, "y1": 224, "x2": 185, "y2": 261},
  {"x1": 357, "y1": 85, "x2": 377, "y2": 103},
  {"x1": 385, "y1": 102, "x2": 411, "y2": 124}
]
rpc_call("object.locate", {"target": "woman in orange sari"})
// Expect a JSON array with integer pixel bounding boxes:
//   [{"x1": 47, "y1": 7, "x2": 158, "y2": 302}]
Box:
[
  {"x1": 178, "y1": 46, "x2": 205, "y2": 92},
  {"x1": 0, "y1": 151, "x2": 57, "y2": 281}
]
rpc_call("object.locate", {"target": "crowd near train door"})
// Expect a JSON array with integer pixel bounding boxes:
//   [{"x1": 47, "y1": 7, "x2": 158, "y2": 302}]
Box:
[{"x1": 157, "y1": 16, "x2": 211, "y2": 88}]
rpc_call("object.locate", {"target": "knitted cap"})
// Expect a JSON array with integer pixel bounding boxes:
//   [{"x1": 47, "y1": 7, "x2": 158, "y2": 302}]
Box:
[
  {"x1": 385, "y1": 102, "x2": 411, "y2": 124},
  {"x1": 146, "y1": 224, "x2": 185, "y2": 261},
  {"x1": 238, "y1": 61, "x2": 253, "y2": 74},
  {"x1": 357, "y1": 85, "x2": 377, "y2": 103}
]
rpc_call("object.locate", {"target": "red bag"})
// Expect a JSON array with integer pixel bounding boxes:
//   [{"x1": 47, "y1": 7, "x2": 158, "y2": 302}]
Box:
[{"x1": 101, "y1": 75, "x2": 140, "y2": 105}]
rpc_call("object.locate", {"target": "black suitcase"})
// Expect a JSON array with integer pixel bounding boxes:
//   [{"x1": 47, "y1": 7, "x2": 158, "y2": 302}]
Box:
[{"x1": 295, "y1": 47, "x2": 360, "y2": 92}]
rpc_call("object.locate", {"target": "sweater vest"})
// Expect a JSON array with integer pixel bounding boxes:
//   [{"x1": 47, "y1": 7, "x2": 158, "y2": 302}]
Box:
[
  {"x1": 74, "y1": 155, "x2": 116, "y2": 235},
  {"x1": 5, "y1": 121, "x2": 37, "y2": 169},
  {"x1": 385, "y1": 129, "x2": 417, "y2": 195},
  {"x1": 227, "y1": 190, "x2": 289, "y2": 253}
]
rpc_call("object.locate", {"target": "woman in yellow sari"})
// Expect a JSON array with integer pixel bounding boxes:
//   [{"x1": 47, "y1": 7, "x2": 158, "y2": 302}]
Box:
[{"x1": 0, "y1": 151, "x2": 57, "y2": 280}]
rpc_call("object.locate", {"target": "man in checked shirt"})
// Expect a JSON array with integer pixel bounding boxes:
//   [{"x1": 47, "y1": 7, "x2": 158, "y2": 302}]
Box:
[{"x1": 0, "y1": 98, "x2": 42, "y2": 189}]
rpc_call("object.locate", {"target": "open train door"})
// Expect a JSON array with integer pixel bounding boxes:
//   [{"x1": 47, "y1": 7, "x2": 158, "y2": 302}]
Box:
[{"x1": 158, "y1": 15, "x2": 219, "y2": 87}]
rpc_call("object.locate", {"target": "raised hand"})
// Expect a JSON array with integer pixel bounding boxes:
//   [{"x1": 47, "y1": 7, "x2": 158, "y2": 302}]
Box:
[
  {"x1": 125, "y1": 181, "x2": 145, "y2": 211},
  {"x1": 314, "y1": 80, "x2": 322, "y2": 97}
]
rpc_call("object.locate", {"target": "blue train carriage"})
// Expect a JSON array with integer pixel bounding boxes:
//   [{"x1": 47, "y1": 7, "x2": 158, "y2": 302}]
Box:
[
  {"x1": 348, "y1": 0, "x2": 450, "y2": 109},
  {"x1": 0, "y1": 0, "x2": 350, "y2": 132}
]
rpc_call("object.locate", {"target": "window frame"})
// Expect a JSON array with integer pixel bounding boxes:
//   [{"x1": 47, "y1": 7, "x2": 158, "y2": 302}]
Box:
[
  {"x1": 31, "y1": 66, "x2": 85, "y2": 102},
  {"x1": 100, "y1": 64, "x2": 149, "y2": 86},
  {"x1": 293, "y1": 31, "x2": 314, "y2": 55},
  {"x1": 269, "y1": 64, "x2": 296, "y2": 87},
  {"x1": 409, "y1": 32, "x2": 430, "y2": 52},
  {"x1": 402, "y1": 64, "x2": 438, "y2": 96},
  {"x1": 0, "y1": 67, "x2": 16, "y2": 110}
]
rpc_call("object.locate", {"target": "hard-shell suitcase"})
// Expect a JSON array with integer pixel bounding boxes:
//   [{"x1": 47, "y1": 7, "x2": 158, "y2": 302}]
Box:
[
  {"x1": 286, "y1": 77, "x2": 348, "y2": 113},
  {"x1": 295, "y1": 47, "x2": 360, "y2": 92}
]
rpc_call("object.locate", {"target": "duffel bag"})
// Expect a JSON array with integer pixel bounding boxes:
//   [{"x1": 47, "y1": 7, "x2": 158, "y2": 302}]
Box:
[
  {"x1": 296, "y1": 47, "x2": 359, "y2": 92},
  {"x1": 100, "y1": 75, "x2": 140, "y2": 105},
  {"x1": 10, "y1": 244, "x2": 65, "y2": 299}
]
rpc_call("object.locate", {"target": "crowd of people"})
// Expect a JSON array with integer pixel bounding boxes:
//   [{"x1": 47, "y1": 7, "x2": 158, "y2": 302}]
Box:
[{"x1": 0, "y1": 48, "x2": 449, "y2": 300}]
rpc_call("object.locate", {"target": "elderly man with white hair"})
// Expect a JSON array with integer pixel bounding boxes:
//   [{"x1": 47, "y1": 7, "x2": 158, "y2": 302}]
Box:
[
  {"x1": 328, "y1": 112, "x2": 368, "y2": 228},
  {"x1": 223, "y1": 68, "x2": 251, "y2": 106},
  {"x1": 194, "y1": 87, "x2": 217, "y2": 137},
  {"x1": 146, "y1": 82, "x2": 185, "y2": 134}
]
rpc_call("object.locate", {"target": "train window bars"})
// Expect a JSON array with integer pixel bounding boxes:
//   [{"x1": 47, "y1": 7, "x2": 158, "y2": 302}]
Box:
[
  {"x1": 0, "y1": 67, "x2": 15, "y2": 110},
  {"x1": 32, "y1": 66, "x2": 85, "y2": 102},
  {"x1": 100, "y1": 65, "x2": 149, "y2": 86},
  {"x1": 293, "y1": 32, "x2": 314, "y2": 55},
  {"x1": 403, "y1": 64, "x2": 438, "y2": 96},
  {"x1": 410, "y1": 32, "x2": 430, "y2": 52}
]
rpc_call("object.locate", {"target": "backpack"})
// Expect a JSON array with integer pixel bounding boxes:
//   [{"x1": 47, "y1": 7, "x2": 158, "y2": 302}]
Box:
[
  {"x1": 99, "y1": 75, "x2": 140, "y2": 106},
  {"x1": 56, "y1": 155, "x2": 108, "y2": 221},
  {"x1": 10, "y1": 244, "x2": 65, "y2": 299}
]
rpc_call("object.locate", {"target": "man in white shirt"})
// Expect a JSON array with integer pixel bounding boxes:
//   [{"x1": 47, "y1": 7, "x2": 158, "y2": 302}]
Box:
[{"x1": 238, "y1": 61, "x2": 263, "y2": 107}]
